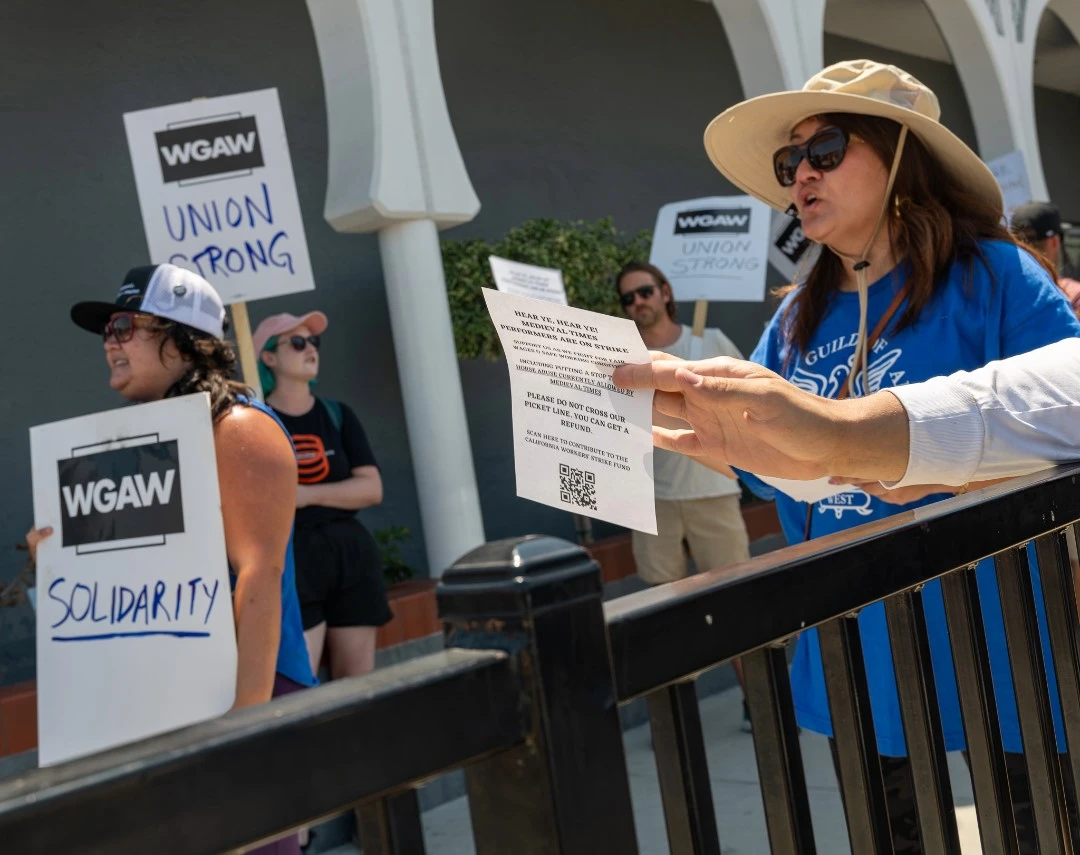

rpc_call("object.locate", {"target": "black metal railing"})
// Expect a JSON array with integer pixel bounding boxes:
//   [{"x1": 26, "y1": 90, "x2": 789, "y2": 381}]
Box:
[{"x1": 3, "y1": 464, "x2": 1080, "y2": 854}]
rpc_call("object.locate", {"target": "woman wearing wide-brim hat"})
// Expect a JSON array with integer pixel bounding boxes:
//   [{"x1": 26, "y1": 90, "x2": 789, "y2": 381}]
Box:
[{"x1": 707, "y1": 60, "x2": 1080, "y2": 850}]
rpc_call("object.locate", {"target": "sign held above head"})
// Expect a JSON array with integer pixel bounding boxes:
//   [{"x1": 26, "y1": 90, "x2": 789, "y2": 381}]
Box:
[
  {"x1": 124, "y1": 89, "x2": 314, "y2": 398},
  {"x1": 123, "y1": 88, "x2": 314, "y2": 306},
  {"x1": 649, "y1": 195, "x2": 771, "y2": 303},
  {"x1": 987, "y1": 151, "x2": 1031, "y2": 225}
]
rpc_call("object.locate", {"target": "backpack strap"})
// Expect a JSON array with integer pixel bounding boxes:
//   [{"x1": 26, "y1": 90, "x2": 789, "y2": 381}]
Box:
[{"x1": 319, "y1": 397, "x2": 343, "y2": 432}]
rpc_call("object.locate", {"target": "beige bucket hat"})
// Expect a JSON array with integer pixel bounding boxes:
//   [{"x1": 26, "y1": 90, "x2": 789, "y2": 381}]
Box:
[{"x1": 703, "y1": 59, "x2": 1003, "y2": 216}]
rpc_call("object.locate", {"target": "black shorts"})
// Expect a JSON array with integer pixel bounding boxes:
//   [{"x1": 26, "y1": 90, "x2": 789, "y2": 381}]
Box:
[{"x1": 292, "y1": 517, "x2": 393, "y2": 631}]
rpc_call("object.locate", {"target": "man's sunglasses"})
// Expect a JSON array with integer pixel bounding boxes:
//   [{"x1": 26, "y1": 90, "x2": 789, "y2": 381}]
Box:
[
  {"x1": 619, "y1": 284, "x2": 656, "y2": 307},
  {"x1": 279, "y1": 334, "x2": 321, "y2": 352},
  {"x1": 772, "y1": 126, "x2": 853, "y2": 187},
  {"x1": 103, "y1": 313, "x2": 162, "y2": 343}
]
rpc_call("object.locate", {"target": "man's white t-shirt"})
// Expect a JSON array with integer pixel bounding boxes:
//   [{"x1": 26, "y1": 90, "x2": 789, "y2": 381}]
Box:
[{"x1": 653, "y1": 325, "x2": 744, "y2": 501}]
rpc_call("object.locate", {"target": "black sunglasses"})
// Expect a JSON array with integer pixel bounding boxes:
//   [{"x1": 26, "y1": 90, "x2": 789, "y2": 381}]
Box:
[
  {"x1": 772, "y1": 126, "x2": 852, "y2": 187},
  {"x1": 619, "y1": 284, "x2": 656, "y2": 307},
  {"x1": 279, "y1": 334, "x2": 321, "y2": 352}
]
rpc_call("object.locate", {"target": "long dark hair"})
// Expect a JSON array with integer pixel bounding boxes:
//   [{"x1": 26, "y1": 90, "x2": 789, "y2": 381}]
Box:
[
  {"x1": 778, "y1": 112, "x2": 1051, "y2": 354},
  {"x1": 159, "y1": 323, "x2": 251, "y2": 421}
]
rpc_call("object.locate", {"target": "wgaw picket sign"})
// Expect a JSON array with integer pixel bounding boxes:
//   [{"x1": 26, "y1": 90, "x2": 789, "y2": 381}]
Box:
[
  {"x1": 649, "y1": 195, "x2": 771, "y2": 302},
  {"x1": 30, "y1": 393, "x2": 236, "y2": 766}
]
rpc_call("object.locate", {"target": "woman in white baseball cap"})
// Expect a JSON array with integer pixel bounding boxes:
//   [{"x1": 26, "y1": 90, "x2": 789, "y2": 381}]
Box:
[
  {"x1": 29, "y1": 264, "x2": 317, "y2": 855},
  {"x1": 702, "y1": 60, "x2": 1080, "y2": 850}
]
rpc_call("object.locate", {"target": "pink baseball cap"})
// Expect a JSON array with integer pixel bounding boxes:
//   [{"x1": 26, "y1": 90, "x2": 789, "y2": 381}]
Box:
[{"x1": 252, "y1": 311, "x2": 329, "y2": 353}]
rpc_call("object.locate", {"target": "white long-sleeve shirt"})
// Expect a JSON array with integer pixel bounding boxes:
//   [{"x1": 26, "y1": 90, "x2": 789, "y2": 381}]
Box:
[{"x1": 889, "y1": 338, "x2": 1080, "y2": 488}]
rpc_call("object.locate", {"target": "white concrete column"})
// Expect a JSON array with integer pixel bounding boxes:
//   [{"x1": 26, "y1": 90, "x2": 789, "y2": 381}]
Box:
[
  {"x1": 378, "y1": 220, "x2": 485, "y2": 575},
  {"x1": 307, "y1": 0, "x2": 485, "y2": 575}
]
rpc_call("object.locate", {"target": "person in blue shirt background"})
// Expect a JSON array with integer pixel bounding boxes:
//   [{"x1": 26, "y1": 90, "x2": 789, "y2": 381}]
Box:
[{"x1": 703, "y1": 59, "x2": 1080, "y2": 852}]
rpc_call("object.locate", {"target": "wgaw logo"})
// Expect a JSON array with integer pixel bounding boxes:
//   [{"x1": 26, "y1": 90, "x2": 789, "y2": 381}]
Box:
[
  {"x1": 58, "y1": 440, "x2": 185, "y2": 551},
  {"x1": 155, "y1": 116, "x2": 264, "y2": 184},
  {"x1": 774, "y1": 217, "x2": 811, "y2": 264},
  {"x1": 674, "y1": 207, "x2": 752, "y2": 235}
]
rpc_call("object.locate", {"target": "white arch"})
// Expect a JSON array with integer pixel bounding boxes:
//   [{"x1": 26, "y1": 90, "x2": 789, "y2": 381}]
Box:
[
  {"x1": 924, "y1": 0, "x2": 1050, "y2": 199},
  {"x1": 713, "y1": 0, "x2": 1052, "y2": 202},
  {"x1": 709, "y1": 0, "x2": 825, "y2": 98},
  {"x1": 1049, "y1": 0, "x2": 1080, "y2": 44}
]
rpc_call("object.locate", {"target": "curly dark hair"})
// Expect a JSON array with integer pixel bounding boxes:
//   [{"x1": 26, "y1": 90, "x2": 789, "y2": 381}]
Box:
[{"x1": 157, "y1": 323, "x2": 252, "y2": 421}]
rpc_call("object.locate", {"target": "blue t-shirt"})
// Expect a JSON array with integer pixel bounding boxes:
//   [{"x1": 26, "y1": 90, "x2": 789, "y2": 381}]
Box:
[
  {"x1": 234, "y1": 397, "x2": 317, "y2": 689},
  {"x1": 743, "y1": 240, "x2": 1080, "y2": 756}
]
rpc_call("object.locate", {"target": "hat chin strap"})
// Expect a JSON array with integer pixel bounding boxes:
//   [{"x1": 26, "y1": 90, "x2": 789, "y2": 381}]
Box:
[{"x1": 827, "y1": 125, "x2": 909, "y2": 398}]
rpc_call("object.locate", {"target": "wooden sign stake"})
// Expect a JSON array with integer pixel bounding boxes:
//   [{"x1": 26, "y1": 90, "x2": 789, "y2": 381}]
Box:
[
  {"x1": 691, "y1": 299, "x2": 708, "y2": 338},
  {"x1": 230, "y1": 302, "x2": 264, "y2": 401}
]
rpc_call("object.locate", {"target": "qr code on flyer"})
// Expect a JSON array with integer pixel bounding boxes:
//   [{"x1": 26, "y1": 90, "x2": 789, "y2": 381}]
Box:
[{"x1": 559, "y1": 463, "x2": 597, "y2": 511}]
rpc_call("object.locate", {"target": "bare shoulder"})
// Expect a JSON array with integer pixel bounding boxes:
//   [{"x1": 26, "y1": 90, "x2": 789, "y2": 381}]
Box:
[{"x1": 213, "y1": 405, "x2": 296, "y2": 474}]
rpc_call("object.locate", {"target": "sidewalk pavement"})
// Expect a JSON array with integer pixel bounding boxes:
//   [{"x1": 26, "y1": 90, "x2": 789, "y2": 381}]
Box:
[{"x1": 327, "y1": 684, "x2": 985, "y2": 854}]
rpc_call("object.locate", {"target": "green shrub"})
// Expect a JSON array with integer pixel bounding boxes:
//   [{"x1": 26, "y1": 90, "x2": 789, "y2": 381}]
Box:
[
  {"x1": 441, "y1": 217, "x2": 652, "y2": 360},
  {"x1": 374, "y1": 526, "x2": 415, "y2": 586}
]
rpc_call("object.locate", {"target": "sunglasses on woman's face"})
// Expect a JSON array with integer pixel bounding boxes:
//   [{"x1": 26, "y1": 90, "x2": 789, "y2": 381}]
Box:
[
  {"x1": 619, "y1": 284, "x2": 656, "y2": 307},
  {"x1": 279, "y1": 334, "x2": 321, "y2": 352},
  {"x1": 772, "y1": 126, "x2": 852, "y2": 187},
  {"x1": 103, "y1": 313, "x2": 161, "y2": 343}
]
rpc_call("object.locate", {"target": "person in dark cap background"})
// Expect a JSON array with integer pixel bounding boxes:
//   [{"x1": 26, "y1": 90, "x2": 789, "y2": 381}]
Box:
[{"x1": 1011, "y1": 201, "x2": 1080, "y2": 316}]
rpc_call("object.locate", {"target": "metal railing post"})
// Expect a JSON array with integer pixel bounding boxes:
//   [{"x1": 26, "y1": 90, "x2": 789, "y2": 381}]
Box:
[
  {"x1": 354, "y1": 788, "x2": 426, "y2": 854},
  {"x1": 437, "y1": 535, "x2": 638, "y2": 855},
  {"x1": 647, "y1": 679, "x2": 723, "y2": 854}
]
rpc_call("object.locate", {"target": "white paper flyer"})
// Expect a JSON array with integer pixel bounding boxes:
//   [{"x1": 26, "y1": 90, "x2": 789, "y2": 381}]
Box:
[{"x1": 483, "y1": 289, "x2": 657, "y2": 534}]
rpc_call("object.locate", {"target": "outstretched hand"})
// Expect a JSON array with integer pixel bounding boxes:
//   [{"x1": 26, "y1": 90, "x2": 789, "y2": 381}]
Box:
[{"x1": 613, "y1": 354, "x2": 855, "y2": 481}]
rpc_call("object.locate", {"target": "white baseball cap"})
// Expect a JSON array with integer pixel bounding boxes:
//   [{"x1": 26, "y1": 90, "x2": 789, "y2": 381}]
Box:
[{"x1": 71, "y1": 264, "x2": 227, "y2": 339}]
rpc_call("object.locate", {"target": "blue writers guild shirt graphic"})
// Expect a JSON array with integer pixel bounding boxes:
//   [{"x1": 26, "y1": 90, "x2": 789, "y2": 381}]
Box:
[{"x1": 742, "y1": 240, "x2": 1080, "y2": 756}]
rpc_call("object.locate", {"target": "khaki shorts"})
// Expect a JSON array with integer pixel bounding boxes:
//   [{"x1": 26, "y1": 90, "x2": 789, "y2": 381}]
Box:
[{"x1": 632, "y1": 494, "x2": 751, "y2": 586}]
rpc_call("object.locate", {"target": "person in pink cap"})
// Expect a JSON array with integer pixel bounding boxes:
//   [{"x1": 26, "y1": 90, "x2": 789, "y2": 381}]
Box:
[{"x1": 252, "y1": 312, "x2": 391, "y2": 690}]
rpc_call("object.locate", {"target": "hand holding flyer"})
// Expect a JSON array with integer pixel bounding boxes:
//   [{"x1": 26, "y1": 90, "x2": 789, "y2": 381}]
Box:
[{"x1": 483, "y1": 289, "x2": 657, "y2": 534}]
